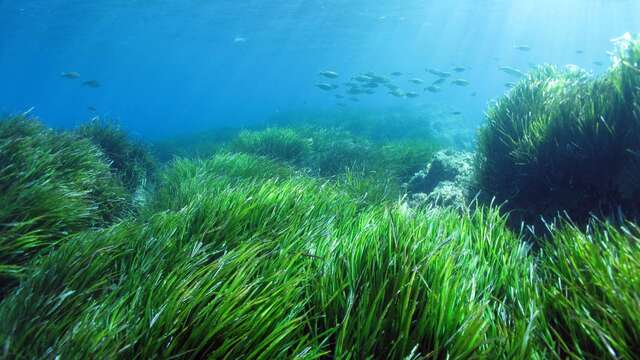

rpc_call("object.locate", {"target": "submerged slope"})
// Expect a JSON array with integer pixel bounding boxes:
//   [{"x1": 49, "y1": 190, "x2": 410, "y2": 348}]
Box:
[
  {"x1": 1, "y1": 152, "x2": 541, "y2": 358},
  {"x1": 0, "y1": 148, "x2": 637, "y2": 358}
]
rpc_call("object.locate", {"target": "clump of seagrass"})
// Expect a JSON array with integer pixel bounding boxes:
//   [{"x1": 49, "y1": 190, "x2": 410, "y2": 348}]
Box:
[
  {"x1": 76, "y1": 119, "x2": 157, "y2": 193},
  {"x1": 226, "y1": 126, "x2": 439, "y2": 204},
  {"x1": 540, "y1": 219, "x2": 640, "y2": 359},
  {"x1": 0, "y1": 115, "x2": 127, "y2": 290},
  {"x1": 228, "y1": 127, "x2": 312, "y2": 163},
  {"x1": 476, "y1": 34, "x2": 640, "y2": 230}
]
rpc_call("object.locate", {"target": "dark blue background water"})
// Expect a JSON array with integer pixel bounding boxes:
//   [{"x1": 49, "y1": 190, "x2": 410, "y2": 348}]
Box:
[{"x1": 1, "y1": 0, "x2": 639, "y2": 138}]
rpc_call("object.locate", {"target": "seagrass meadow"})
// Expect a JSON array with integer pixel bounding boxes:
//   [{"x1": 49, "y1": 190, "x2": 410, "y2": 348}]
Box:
[{"x1": 1, "y1": 5, "x2": 640, "y2": 360}]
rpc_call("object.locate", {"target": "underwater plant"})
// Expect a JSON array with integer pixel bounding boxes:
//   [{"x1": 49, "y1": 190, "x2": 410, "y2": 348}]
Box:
[
  {"x1": 299, "y1": 126, "x2": 375, "y2": 176},
  {"x1": 0, "y1": 116, "x2": 127, "y2": 290},
  {"x1": 307, "y1": 205, "x2": 541, "y2": 358},
  {"x1": 540, "y1": 220, "x2": 640, "y2": 358},
  {"x1": 476, "y1": 35, "x2": 640, "y2": 229},
  {"x1": 0, "y1": 212, "x2": 329, "y2": 358},
  {"x1": 76, "y1": 119, "x2": 158, "y2": 193},
  {"x1": 333, "y1": 167, "x2": 398, "y2": 205},
  {"x1": 227, "y1": 125, "x2": 439, "y2": 185},
  {"x1": 0, "y1": 154, "x2": 358, "y2": 358},
  {"x1": 222, "y1": 125, "x2": 442, "y2": 206},
  {"x1": 378, "y1": 140, "x2": 441, "y2": 182},
  {"x1": 229, "y1": 127, "x2": 312, "y2": 163},
  {"x1": 147, "y1": 152, "x2": 298, "y2": 213}
]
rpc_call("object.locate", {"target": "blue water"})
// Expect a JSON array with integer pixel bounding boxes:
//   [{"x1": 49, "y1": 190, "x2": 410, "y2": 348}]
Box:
[{"x1": 1, "y1": 0, "x2": 639, "y2": 138}]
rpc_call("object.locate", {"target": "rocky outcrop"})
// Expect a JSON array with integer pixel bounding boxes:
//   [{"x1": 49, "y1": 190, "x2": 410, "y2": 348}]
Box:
[{"x1": 405, "y1": 149, "x2": 474, "y2": 210}]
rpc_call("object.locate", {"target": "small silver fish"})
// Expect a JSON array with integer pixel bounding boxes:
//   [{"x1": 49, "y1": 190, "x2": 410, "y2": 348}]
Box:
[
  {"x1": 367, "y1": 74, "x2": 388, "y2": 83},
  {"x1": 425, "y1": 85, "x2": 441, "y2": 93},
  {"x1": 451, "y1": 79, "x2": 470, "y2": 87},
  {"x1": 427, "y1": 69, "x2": 451, "y2": 78},
  {"x1": 353, "y1": 75, "x2": 373, "y2": 82},
  {"x1": 60, "y1": 71, "x2": 81, "y2": 79},
  {"x1": 319, "y1": 70, "x2": 339, "y2": 79},
  {"x1": 316, "y1": 83, "x2": 337, "y2": 91}
]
